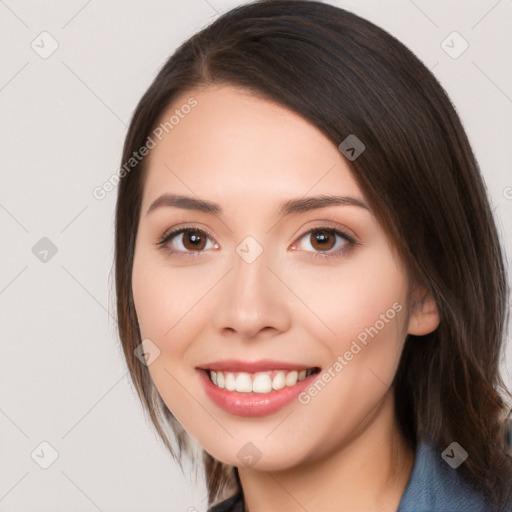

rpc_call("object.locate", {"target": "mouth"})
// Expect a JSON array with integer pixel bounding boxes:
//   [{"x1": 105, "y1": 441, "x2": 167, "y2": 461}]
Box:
[
  {"x1": 203, "y1": 367, "x2": 321, "y2": 394},
  {"x1": 197, "y1": 363, "x2": 322, "y2": 416}
]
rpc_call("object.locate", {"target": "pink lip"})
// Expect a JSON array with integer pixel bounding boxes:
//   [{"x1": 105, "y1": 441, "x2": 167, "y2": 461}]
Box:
[
  {"x1": 197, "y1": 368, "x2": 319, "y2": 417},
  {"x1": 197, "y1": 359, "x2": 316, "y2": 373}
]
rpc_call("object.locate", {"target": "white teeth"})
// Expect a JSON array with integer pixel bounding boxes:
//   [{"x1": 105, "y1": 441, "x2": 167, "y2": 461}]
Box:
[
  {"x1": 225, "y1": 372, "x2": 236, "y2": 391},
  {"x1": 272, "y1": 371, "x2": 286, "y2": 390},
  {"x1": 252, "y1": 373, "x2": 272, "y2": 393},
  {"x1": 235, "y1": 373, "x2": 253, "y2": 393},
  {"x1": 209, "y1": 368, "x2": 315, "y2": 394},
  {"x1": 285, "y1": 370, "x2": 298, "y2": 387}
]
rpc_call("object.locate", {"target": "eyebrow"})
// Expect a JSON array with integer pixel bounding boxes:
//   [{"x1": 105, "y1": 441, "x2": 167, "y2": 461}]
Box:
[{"x1": 146, "y1": 193, "x2": 369, "y2": 218}]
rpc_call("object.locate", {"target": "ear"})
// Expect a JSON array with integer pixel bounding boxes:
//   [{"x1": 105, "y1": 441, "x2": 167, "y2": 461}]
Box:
[{"x1": 406, "y1": 284, "x2": 440, "y2": 336}]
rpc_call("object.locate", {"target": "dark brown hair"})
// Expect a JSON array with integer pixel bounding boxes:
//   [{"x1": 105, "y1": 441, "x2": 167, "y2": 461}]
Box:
[{"x1": 115, "y1": 0, "x2": 512, "y2": 509}]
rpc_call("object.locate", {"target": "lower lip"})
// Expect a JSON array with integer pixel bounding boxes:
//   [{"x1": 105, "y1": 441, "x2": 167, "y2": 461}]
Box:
[{"x1": 197, "y1": 369, "x2": 318, "y2": 417}]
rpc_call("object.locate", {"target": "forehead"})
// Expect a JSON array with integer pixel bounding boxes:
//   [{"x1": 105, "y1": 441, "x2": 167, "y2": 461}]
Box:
[{"x1": 141, "y1": 85, "x2": 363, "y2": 210}]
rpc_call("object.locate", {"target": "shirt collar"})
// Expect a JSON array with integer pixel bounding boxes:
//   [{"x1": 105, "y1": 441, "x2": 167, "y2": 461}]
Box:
[{"x1": 397, "y1": 441, "x2": 486, "y2": 511}]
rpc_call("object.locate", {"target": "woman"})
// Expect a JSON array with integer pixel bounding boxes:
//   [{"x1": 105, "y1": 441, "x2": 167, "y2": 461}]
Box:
[{"x1": 114, "y1": 1, "x2": 512, "y2": 510}]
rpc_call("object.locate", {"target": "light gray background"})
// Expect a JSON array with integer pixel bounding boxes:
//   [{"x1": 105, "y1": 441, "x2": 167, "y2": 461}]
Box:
[{"x1": 1, "y1": 0, "x2": 511, "y2": 511}]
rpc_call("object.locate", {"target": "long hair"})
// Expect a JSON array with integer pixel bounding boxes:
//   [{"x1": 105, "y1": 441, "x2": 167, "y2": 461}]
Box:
[{"x1": 114, "y1": 1, "x2": 512, "y2": 509}]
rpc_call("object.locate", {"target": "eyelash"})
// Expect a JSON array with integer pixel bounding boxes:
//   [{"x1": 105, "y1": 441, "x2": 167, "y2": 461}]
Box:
[{"x1": 156, "y1": 224, "x2": 358, "y2": 259}]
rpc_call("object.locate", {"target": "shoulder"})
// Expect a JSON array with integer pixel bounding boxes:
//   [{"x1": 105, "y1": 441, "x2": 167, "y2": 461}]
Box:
[{"x1": 397, "y1": 442, "x2": 492, "y2": 512}]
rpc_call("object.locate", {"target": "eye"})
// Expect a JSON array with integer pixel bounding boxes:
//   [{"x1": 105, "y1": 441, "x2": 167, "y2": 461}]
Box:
[
  {"x1": 157, "y1": 225, "x2": 358, "y2": 258},
  {"x1": 157, "y1": 226, "x2": 218, "y2": 255},
  {"x1": 291, "y1": 227, "x2": 357, "y2": 258}
]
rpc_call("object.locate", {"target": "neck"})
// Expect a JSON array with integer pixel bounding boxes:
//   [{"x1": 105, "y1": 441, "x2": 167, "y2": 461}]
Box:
[{"x1": 237, "y1": 391, "x2": 415, "y2": 512}]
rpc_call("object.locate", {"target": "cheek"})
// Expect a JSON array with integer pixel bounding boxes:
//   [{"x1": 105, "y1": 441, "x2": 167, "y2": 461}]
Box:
[
  {"x1": 131, "y1": 255, "x2": 170, "y2": 342},
  {"x1": 131, "y1": 249, "x2": 210, "y2": 433},
  {"x1": 290, "y1": 247, "x2": 408, "y2": 354},
  {"x1": 131, "y1": 247, "x2": 210, "y2": 351},
  {"x1": 292, "y1": 250, "x2": 409, "y2": 429}
]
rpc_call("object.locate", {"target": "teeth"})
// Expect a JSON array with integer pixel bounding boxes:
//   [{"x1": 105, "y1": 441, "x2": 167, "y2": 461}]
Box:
[
  {"x1": 235, "y1": 373, "x2": 253, "y2": 393},
  {"x1": 208, "y1": 368, "x2": 315, "y2": 394},
  {"x1": 285, "y1": 370, "x2": 298, "y2": 386},
  {"x1": 225, "y1": 372, "x2": 236, "y2": 391},
  {"x1": 272, "y1": 371, "x2": 286, "y2": 391},
  {"x1": 253, "y1": 373, "x2": 272, "y2": 393}
]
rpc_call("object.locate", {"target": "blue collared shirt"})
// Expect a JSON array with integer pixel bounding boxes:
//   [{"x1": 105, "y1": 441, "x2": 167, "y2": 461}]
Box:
[
  {"x1": 397, "y1": 442, "x2": 487, "y2": 511},
  {"x1": 208, "y1": 442, "x2": 498, "y2": 512}
]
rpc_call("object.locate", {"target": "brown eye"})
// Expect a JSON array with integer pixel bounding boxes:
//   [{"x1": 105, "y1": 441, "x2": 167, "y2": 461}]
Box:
[
  {"x1": 309, "y1": 229, "x2": 337, "y2": 252},
  {"x1": 158, "y1": 227, "x2": 218, "y2": 254},
  {"x1": 181, "y1": 230, "x2": 207, "y2": 251},
  {"x1": 293, "y1": 227, "x2": 356, "y2": 258}
]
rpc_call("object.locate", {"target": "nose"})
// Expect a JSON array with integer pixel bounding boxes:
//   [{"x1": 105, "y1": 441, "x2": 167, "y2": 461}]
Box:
[{"x1": 212, "y1": 250, "x2": 292, "y2": 340}]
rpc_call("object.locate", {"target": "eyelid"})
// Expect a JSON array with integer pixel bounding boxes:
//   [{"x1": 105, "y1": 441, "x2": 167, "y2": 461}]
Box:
[
  {"x1": 292, "y1": 219, "x2": 359, "y2": 244},
  {"x1": 157, "y1": 224, "x2": 219, "y2": 254},
  {"x1": 158, "y1": 223, "x2": 217, "y2": 244},
  {"x1": 292, "y1": 228, "x2": 356, "y2": 248},
  {"x1": 289, "y1": 226, "x2": 358, "y2": 259}
]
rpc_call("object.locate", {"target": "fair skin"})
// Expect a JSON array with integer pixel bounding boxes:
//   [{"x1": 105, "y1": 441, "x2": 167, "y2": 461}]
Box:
[{"x1": 131, "y1": 84, "x2": 440, "y2": 512}]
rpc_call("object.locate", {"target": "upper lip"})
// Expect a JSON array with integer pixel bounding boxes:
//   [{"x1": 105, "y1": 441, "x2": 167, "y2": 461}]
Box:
[{"x1": 197, "y1": 359, "x2": 319, "y2": 373}]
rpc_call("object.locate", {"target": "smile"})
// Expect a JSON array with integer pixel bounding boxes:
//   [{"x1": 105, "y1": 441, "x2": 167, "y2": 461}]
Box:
[
  {"x1": 208, "y1": 368, "x2": 318, "y2": 393},
  {"x1": 197, "y1": 363, "x2": 322, "y2": 417}
]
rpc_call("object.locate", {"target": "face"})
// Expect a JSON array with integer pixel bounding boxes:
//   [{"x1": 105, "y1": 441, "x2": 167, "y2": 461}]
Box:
[{"x1": 131, "y1": 84, "x2": 437, "y2": 471}]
